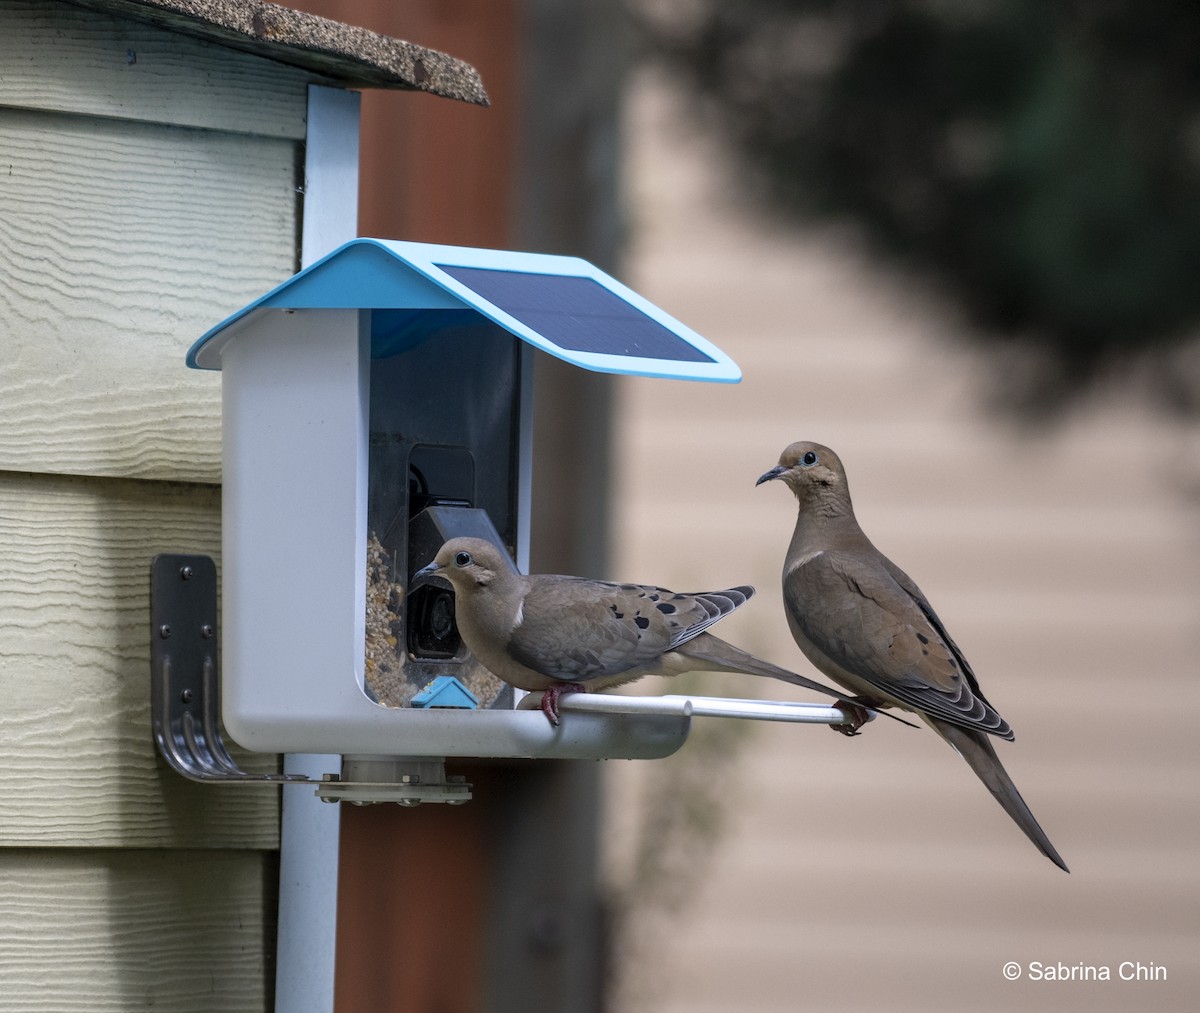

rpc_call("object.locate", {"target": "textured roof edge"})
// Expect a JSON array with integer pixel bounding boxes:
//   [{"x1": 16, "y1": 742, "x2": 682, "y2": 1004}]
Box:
[{"x1": 63, "y1": 0, "x2": 488, "y2": 104}]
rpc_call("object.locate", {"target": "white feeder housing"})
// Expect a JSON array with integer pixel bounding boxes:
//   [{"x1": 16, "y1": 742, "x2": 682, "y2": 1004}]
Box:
[{"x1": 186, "y1": 238, "x2": 741, "y2": 760}]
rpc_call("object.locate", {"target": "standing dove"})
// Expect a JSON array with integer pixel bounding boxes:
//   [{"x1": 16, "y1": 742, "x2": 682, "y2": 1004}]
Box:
[
  {"x1": 757, "y1": 441, "x2": 1068, "y2": 872},
  {"x1": 414, "y1": 536, "x2": 864, "y2": 725}
]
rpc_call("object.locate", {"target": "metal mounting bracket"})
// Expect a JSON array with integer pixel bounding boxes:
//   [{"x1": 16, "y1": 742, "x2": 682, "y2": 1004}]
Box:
[
  {"x1": 315, "y1": 757, "x2": 471, "y2": 806},
  {"x1": 150, "y1": 553, "x2": 473, "y2": 804},
  {"x1": 151, "y1": 553, "x2": 307, "y2": 784}
]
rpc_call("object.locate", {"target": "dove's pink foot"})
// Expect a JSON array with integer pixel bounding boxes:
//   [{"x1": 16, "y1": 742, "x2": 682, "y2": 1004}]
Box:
[
  {"x1": 541, "y1": 682, "x2": 586, "y2": 726},
  {"x1": 830, "y1": 697, "x2": 873, "y2": 736}
]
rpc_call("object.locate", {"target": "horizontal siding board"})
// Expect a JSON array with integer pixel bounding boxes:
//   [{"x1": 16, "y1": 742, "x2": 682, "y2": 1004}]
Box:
[
  {"x1": 0, "y1": 0, "x2": 313, "y2": 137},
  {"x1": 0, "y1": 848, "x2": 274, "y2": 1013},
  {"x1": 0, "y1": 107, "x2": 299, "y2": 483},
  {"x1": 0, "y1": 471, "x2": 280, "y2": 848}
]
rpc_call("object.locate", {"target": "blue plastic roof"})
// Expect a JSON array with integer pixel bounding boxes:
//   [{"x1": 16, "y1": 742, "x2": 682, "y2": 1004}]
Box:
[
  {"x1": 410, "y1": 675, "x2": 480, "y2": 710},
  {"x1": 187, "y1": 238, "x2": 741, "y2": 382}
]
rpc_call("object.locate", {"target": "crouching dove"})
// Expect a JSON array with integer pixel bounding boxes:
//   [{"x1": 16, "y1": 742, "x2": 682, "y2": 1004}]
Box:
[
  {"x1": 414, "y1": 536, "x2": 870, "y2": 727},
  {"x1": 757, "y1": 442, "x2": 1067, "y2": 871}
]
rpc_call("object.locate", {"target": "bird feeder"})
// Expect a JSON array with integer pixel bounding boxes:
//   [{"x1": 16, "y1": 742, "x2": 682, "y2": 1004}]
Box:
[{"x1": 152, "y1": 237, "x2": 857, "y2": 802}]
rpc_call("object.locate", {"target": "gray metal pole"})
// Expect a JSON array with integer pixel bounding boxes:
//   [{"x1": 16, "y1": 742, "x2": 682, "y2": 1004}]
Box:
[{"x1": 274, "y1": 84, "x2": 360, "y2": 1013}]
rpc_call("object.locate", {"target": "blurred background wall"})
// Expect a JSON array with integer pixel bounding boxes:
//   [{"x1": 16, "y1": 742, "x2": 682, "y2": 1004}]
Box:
[
  {"x1": 605, "y1": 63, "x2": 1199, "y2": 1013},
  {"x1": 609, "y1": 5, "x2": 1200, "y2": 1010}
]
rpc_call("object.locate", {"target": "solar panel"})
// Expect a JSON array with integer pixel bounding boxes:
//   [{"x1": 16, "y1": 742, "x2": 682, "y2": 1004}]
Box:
[
  {"x1": 435, "y1": 265, "x2": 717, "y2": 364},
  {"x1": 190, "y1": 239, "x2": 741, "y2": 381}
]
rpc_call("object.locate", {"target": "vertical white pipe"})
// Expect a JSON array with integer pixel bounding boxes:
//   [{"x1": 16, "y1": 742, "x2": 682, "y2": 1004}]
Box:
[{"x1": 274, "y1": 83, "x2": 361, "y2": 1013}]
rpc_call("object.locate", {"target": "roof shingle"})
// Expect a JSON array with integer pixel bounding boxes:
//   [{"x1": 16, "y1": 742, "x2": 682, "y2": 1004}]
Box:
[{"x1": 64, "y1": 0, "x2": 488, "y2": 104}]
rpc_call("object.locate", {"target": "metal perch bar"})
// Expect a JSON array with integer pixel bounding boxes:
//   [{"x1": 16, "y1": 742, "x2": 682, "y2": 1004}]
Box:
[{"x1": 557, "y1": 693, "x2": 874, "y2": 725}]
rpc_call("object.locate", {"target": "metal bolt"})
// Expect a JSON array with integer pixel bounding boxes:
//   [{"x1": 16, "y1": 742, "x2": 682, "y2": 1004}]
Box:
[
  {"x1": 180, "y1": 565, "x2": 194, "y2": 580},
  {"x1": 200, "y1": 624, "x2": 214, "y2": 639},
  {"x1": 158, "y1": 624, "x2": 171, "y2": 639},
  {"x1": 180, "y1": 689, "x2": 193, "y2": 704},
  {"x1": 397, "y1": 798, "x2": 422, "y2": 807},
  {"x1": 319, "y1": 796, "x2": 338, "y2": 804}
]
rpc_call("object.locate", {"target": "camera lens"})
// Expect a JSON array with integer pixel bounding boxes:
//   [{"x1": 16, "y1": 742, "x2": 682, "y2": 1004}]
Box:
[{"x1": 408, "y1": 585, "x2": 462, "y2": 659}]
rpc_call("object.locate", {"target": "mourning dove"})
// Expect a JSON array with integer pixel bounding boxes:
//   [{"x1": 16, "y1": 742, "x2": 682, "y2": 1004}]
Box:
[
  {"x1": 757, "y1": 441, "x2": 1068, "y2": 872},
  {"x1": 414, "y1": 536, "x2": 865, "y2": 725}
]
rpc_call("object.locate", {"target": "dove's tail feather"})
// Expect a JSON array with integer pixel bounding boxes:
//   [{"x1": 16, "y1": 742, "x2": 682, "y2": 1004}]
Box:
[
  {"x1": 676, "y1": 634, "x2": 918, "y2": 728},
  {"x1": 930, "y1": 718, "x2": 1069, "y2": 873},
  {"x1": 677, "y1": 633, "x2": 849, "y2": 700}
]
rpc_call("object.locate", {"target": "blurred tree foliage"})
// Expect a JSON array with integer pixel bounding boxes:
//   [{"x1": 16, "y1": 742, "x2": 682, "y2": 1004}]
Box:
[{"x1": 635, "y1": 0, "x2": 1200, "y2": 414}]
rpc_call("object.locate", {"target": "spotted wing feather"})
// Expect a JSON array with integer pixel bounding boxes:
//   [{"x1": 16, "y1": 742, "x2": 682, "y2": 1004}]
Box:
[{"x1": 506, "y1": 576, "x2": 753, "y2": 683}]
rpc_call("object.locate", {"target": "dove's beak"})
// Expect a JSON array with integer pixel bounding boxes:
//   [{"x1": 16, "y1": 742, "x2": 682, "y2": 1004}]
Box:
[
  {"x1": 411, "y1": 560, "x2": 445, "y2": 589},
  {"x1": 756, "y1": 465, "x2": 786, "y2": 486}
]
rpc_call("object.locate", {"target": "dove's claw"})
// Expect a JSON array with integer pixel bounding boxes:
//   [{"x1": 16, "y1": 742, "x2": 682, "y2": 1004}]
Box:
[
  {"x1": 540, "y1": 682, "x2": 586, "y2": 726},
  {"x1": 830, "y1": 697, "x2": 872, "y2": 736}
]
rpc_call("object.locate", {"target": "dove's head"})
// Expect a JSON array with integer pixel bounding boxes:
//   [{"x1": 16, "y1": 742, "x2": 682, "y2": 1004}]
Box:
[
  {"x1": 415, "y1": 537, "x2": 514, "y2": 592},
  {"x1": 756, "y1": 442, "x2": 851, "y2": 507}
]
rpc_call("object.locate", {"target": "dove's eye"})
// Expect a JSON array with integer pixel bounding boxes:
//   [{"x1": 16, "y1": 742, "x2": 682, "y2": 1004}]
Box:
[
  {"x1": 454, "y1": 551, "x2": 472, "y2": 567},
  {"x1": 801, "y1": 450, "x2": 819, "y2": 467}
]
